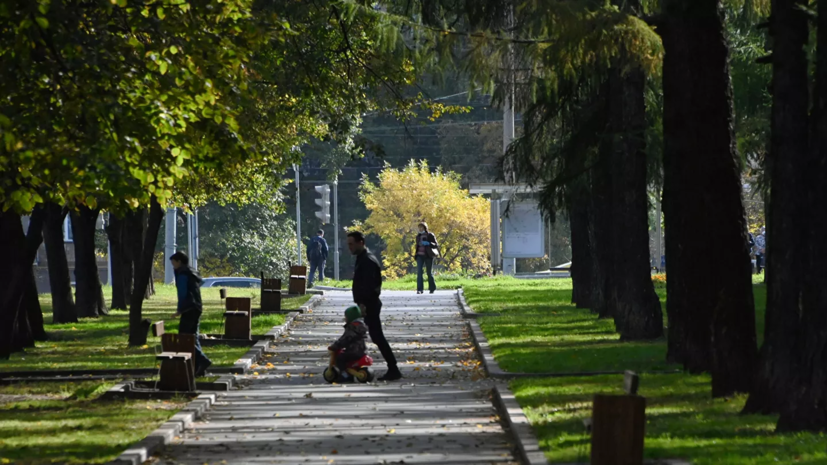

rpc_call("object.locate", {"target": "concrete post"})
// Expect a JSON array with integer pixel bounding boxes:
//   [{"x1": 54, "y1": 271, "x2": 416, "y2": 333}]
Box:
[
  {"x1": 333, "y1": 177, "x2": 340, "y2": 281},
  {"x1": 164, "y1": 208, "x2": 176, "y2": 283},
  {"x1": 490, "y1": 194, "x2": 501, "y2": 274}
]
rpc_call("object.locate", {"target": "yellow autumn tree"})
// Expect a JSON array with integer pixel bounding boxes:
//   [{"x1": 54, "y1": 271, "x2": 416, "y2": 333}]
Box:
[{"x1": 359, "y1": 161, "x2": 491, "y2": 278}]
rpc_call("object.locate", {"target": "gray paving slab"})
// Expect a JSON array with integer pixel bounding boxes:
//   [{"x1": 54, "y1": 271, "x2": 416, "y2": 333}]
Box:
[{"x1": 153, "y1": 291, "x2": 520, "y2": 465}]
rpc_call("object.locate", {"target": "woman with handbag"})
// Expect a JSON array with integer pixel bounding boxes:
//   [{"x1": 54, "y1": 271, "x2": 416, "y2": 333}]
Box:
[{"x1": 414, "y1": 222, "x2": 439, "y2": 294}]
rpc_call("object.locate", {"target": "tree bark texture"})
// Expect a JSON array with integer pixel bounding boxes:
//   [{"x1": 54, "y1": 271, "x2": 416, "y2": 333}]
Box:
[
  {"x1": 0, "y1": 210, "x2": 29, "y2": 359},
  {"x1": 123, "y1": 210, "x2": 142, "y2": 304},
  {"x1": 43, "y1": 202, "x2": 77, "y2": 324},
  {"x1": 749, "y1": 0, "x2": 827, "y2": 431},
  {"x1": 24, "y1": 206, "x2": 47, "y2": 341},
  {"x1": 106, "y1": 214, "x2": 127, "y2": 310},
  {"x1": 661, "y1": 0, "x2": 758, "y2": 397},
  {"x1": 588, "y1": 120, "x2": 614, "y2": 319},
  {"x1": 783, "y1": 0, "x2": 827, "y2": 430},
  {"x1": 128, "y1": 198, "x2": 164, "y2": 346},
  {"x1": 569, "y1": 187, "x2": 594, "y2": 309},
  {"x1": 607, "y1": 66, "x2": 664, "y2": 340},
  {"x1": 70, "y1": 206, "x2": 108, "y2": 318},
  {"x1": 744, "y1": 0, "x2": 811, "y2": 416}
]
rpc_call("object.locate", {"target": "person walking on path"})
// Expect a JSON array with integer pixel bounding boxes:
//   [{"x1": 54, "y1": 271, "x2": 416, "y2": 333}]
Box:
[
  {"x1": 169, "y1": 252, "x2": 212, "y2": 377},
  {"x1": 347, "y1": 231, "x2": 402, "y2": 381},
  {"x1": 307, "y1": 229, "x2": 329, "y2": 287},
  {"x1": 413, "y1": 222, "x2": 439, "y2": 294},
  {"x1": 754, "y1": 227, "x2": 766, "y2": 274}
]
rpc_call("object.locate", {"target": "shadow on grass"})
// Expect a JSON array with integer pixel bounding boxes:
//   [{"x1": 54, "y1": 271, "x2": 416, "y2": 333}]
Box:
[
  {"x1": 0, "y1": 286, "x2": 304, "y2": 372},
  {"x1": 0, "y1": 382, "x2": 183, "y2": 464},
  {"x1": 512, "y1": 374, "x2": 827, "y2": 465}
]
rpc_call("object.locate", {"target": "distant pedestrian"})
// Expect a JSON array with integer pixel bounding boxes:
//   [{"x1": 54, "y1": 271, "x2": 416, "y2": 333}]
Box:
[
  {"x1": 754, "y1": 227, "x2": 766, "y2": 274},
  {"x1": 413, "y1": 222, "x2": 439, "y2": 295},
  {"x1": 169, "y1": 252, "x2": 212, "y2": 377},
  {"x1": 307, "y1": 229, "x2": 329, "y2": 287},
  {"x1": 748, "y1": 232, "x2": 756, "y2": 272},
  {"x1": 347, "y1": 231, "x2": 401, "y2": 381}
]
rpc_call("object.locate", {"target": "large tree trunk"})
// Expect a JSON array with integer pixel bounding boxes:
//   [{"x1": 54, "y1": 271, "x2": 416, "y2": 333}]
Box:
[
  {"x1": 43, "y1": 203, "x2": 77, "y2": 324},
  {"x1": 782, "y1": 0, "x2": 827, "y2": 431},
  {"x1": 128, "y1": 198, "x2": 164, "y2": 346},
  {"x1": 569, "y1": 187, "x2": 594, "y2": 309},
  {"x1": 123, "y1": 210, "x2": 142, "y2": 303},
  {"x1": 607, "y1": 64, "x2": 664, "y2": 341},
  {"x1": 71, "y1": 206, "x2": 108, "y2": 318},
  {"x1": 24, "y1": 206, "x2": 47, "y2": 341},
  {"x1": 660, "y1": 0, "x2": 757, "y2": 397},
  {"x1": 743, "y1": 0, "x2": 811, "y2": 415},
  {"x1": 588, "y1": 120, "x2": 615, "y2": 319},
  {"x1": 0, "y1": 210, "x2": 29, "y2": 359},
  {"x1": 106, "y1": 214, "x2": 127, "y2": 310}
]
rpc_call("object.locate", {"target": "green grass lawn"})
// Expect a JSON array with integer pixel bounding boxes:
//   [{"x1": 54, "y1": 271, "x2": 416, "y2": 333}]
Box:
[
  {"x1": 511, "y1": 374, "x2": 826, "y2": 464},
  {"x1": 0, "y1": 285, "x2": 309, "y2": 372},
  {"x1": 462, "y1": 276, "x2": 767, "y2": 373},
  {"x1": 0, "y1": 381, "x2": 185, "y2": 464},
  {"x1": 463, "y1": 275, "x2": 826, "y2": 464}
]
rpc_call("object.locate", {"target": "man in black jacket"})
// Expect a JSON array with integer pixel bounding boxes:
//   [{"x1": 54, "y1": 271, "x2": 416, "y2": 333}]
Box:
[
  {"x1": 170, "y1": 251, "x2": 212, "y2": 377},
  {"x1": 347, "y1": 231, "x2": 401, "y2": 381}
]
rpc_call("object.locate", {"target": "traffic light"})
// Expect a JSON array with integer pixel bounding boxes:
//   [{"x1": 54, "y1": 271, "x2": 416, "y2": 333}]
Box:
[{"x1": 314, "y1": 185, "x2": 331, "y2": 223}]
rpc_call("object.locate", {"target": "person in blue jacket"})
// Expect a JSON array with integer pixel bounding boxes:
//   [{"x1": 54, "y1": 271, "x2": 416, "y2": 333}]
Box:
[
  {"x1": 169, "y1": 251, "x2": 211, "y2": 377},
  {"x1": 307, "y1": 229, "x2": 329, "y2": 287}
]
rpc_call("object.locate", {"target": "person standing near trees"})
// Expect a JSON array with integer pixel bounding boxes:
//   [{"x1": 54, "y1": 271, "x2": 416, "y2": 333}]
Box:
[
  {"x1": 347, "y1": 231, "x2": 402, "y2": 381},
  {"x1": 169, "y1": 252, "x2": 212, "y2": 377},
  {"x1": 754, "y1": 227, "x2": 766, "y2": 274},
  {"x1": 413, "y1": 222, "x2": 439, "y2": 295},
  {"x1": 307, "y1": 229, "x2": 329, "y2": 287}
]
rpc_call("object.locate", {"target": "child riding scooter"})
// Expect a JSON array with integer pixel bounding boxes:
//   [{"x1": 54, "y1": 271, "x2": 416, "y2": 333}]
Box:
[{"x1": 323, "y1": 305, "x2": 374, "y2": 383}]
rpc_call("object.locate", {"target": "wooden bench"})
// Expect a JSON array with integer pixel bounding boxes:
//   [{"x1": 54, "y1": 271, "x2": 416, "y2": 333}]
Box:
[
  {"x1": 590, "y1": 371, "x2": 645, "y2": 465},
  {"x1": 157, "y1": 333, "x2": 196, "y2": 392},
  {"x1": 261, "y1": 275, "x2": 282, "y2": 312},
  {"x1": 224, "y1": 297, "x2": 252, "y2": 340},
  {"x1": 288, "y1": 265, "x2": 307, "y2": 295}
]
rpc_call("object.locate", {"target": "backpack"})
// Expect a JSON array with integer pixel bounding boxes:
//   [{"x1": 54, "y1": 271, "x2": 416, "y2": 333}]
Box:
[{"x1": 309, "y1": 237, "x2": 323, "y2": 261}]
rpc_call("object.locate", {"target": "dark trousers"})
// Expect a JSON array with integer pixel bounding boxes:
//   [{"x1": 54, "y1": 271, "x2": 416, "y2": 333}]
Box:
[
  {"x1": 755, "y1": 253, "x2": 764, "y2": 274},
  {"x1": 178, "y1": 309, "x2": 211, "y2": 368},
  {"x1": 416, "y1": 255, "x2": 436, "y2": 292},
  {"x1": 363, "y1": 299, "x2": 397, "y2": 369},
  {"x1": 309, "y1": 259, "x2": 325, "y2": 286}
]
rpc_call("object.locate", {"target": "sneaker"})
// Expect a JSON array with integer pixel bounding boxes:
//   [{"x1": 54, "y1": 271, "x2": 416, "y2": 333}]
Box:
[
  {"x1": 195, "y1": 360, "x2": 212, "y2": 378},
  {"x1": 378, "y1": 367, "x2": 403, "y2": 381}
]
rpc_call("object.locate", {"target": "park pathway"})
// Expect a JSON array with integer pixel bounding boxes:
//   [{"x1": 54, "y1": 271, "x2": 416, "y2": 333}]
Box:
[{"x1": 154, "y1": 291, "x2": 519, "y2": 465}]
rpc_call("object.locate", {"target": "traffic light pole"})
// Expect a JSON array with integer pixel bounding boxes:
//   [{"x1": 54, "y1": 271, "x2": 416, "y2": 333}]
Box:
[{"x1": 333, "y1": 177, "x2": 340, "y2": 281}]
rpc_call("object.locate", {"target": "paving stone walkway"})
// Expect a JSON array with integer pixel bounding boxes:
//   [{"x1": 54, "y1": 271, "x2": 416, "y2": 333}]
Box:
[{"x1": 154, "y1": 291, "x2": 520, "y2": 465}]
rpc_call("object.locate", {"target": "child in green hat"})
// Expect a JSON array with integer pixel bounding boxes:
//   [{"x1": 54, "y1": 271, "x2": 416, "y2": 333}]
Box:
[{"x1": 327, "y1": 305, "x2": 369, "y2": 380}]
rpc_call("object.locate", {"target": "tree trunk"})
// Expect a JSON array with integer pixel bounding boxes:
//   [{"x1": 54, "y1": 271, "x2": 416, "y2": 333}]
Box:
[
  {"x1": 106, "y1": 214, "x2": 127, "y2": 310},
  {"x1": 70, "y1": 206, "x2": 108, "y2": 318},
  {"x1": 607, "y1": 64, "x2": 664, "y2": 341},
  {"x1": 569, "y1": 187, "x2": 594, "y2": 309},
  {"x1": 743, "y1": 0, "x2": 811, "y2": 415},
  {"x1": 0, "y1": 210, "x2": 29, "y2": 359},
  {"x1": 145, "y1": 268, "x2": 155, "y2": 299},
  {"x1": 770, "y1": 0, "x2": 827, "y2": 432},
  {"x1": 43, "y1": 203, "x2": 77, "y2": 324},
  {"x1": 24, "y1": 206, "x2": 46, "y2": 341},
  {"x1": 588, "y1": 113, "x2": 615, "y2": 319},
  {"x1": 128, "y1": 198, "x2": 164, "y2": 346},
  {"x1": 661, "y1": 0, "x2": 757, "y2": 397},
  {"x1": 124, "y1": 210, "x2": 142, "y2": 303}
]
